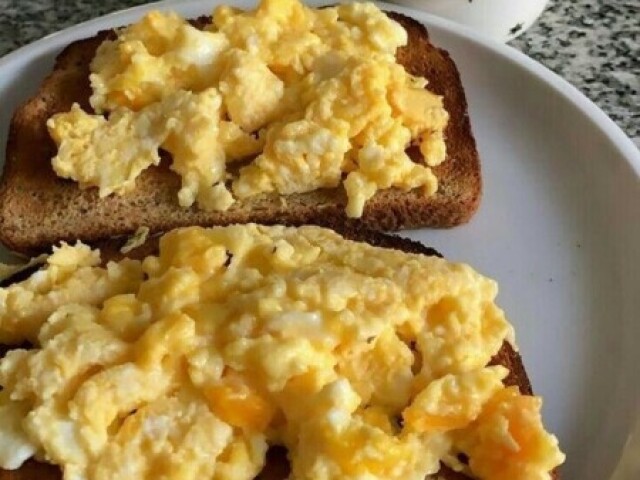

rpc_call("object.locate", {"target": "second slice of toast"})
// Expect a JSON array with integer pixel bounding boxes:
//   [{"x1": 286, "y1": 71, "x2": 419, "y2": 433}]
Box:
[
  {"x1": 0, "y1": 12, "x2": 481, "y2": 255},
  {"x1": 0, "y1": 227, "x2": 543, "y2": 480}
]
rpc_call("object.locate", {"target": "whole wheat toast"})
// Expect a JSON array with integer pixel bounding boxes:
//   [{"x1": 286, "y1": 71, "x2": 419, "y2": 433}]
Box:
[
  {"x1": 0, "y1": 226, "x2": 560, "y2": 480},
  {"x1": 0, "y1": 12, "x2": 481, "y2": 255}
]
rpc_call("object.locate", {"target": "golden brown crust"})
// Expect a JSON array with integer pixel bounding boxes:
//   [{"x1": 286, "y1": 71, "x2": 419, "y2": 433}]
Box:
[
  {"x1": 0, "y1": 13, "x2": 481, "y2": 255},
  {"x1": 0, "y1": 228, "x2": 547, "y2": 480}
]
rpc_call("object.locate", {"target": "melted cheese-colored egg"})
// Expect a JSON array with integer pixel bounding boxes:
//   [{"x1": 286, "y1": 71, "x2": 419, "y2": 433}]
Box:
[
  {"x1": 49, "y1": 0, "x2": 449, "y2": 217},
  {"x1": 291, "y1": 379, "x2": 450, "y2": 480},
  {"x1": 403, "y1": 367, "x2": 508, "y2": 432},
  {"x1": 0, "y1": 225, "x2": 564, "y2": 479},
  {"x1": 455, "y1": 386, "x2": 566, "y2": 480}
]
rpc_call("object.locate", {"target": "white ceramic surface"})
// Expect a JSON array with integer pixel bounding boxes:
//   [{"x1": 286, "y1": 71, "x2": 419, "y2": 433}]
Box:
[
  {"x1": 387, "y1": 0, "x2": 550, "y2": 42},
  {"x1": 0, "y1": 1, "x2": 639, "y2": 479}
]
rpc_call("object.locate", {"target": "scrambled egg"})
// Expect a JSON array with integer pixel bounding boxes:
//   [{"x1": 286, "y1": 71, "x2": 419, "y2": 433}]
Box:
[
  {"x1": 0, "y1": 225, "x2": 564, "y2": 480},
  {"x1": 48, "y1": 0, "x2": 449, "y2": 217}
]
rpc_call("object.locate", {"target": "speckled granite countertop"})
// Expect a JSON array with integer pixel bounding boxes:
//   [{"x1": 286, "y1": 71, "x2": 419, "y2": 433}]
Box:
[
  {"x1": 510, "y1": 0, "x2": 639, "y2": 147},
  {"x1": 0, "y1": 0, "x2": 637, "y2": 146}
]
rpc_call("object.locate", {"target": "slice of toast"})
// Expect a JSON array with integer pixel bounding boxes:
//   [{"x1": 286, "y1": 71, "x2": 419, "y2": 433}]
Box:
[
  {"x1": 0, "y1": 12, "x2": 481, "y2": 255},
  {"x1": 0, "y1": 226, "x2": 557, "y2": 480}
]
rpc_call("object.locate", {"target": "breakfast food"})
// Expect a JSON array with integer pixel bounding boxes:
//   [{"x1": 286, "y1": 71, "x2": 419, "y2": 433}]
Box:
[
  {"x1": 50, "y1": 3, "x2": 448, "y2": 216},
  {"x1": 0, "y1": 224, "x2": 564, "y2": 480},
  {"x1": 0, "y1": 0, "x2": 481, "y2": 255}
]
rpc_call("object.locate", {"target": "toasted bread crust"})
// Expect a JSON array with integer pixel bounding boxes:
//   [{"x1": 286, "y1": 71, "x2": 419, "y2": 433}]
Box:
[
  {"x1": 0, "y1": 227, "x2": 548, "y2": 480},
  {"x1": 0, "y1": 13, "x2": 481, "y2": 255}
]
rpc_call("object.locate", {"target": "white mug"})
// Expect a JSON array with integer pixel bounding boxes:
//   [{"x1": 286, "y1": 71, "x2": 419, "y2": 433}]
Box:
[{"x1": 387, "y1": 0, "x2": 550, "y2": 42}]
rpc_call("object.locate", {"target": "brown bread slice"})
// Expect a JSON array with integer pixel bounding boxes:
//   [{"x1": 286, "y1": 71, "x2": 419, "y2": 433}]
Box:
[
  {"x1": 0, "y1": 227, "x2": 559, "y2": 480},
  {"x1": 0, "y1": 12, "x2": 481, "y2": 255}
]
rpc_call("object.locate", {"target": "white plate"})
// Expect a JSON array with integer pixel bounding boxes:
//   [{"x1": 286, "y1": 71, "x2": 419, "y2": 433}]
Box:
[{"x1": 0, "y1": 1, "x2": 639, "y2": 478}]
